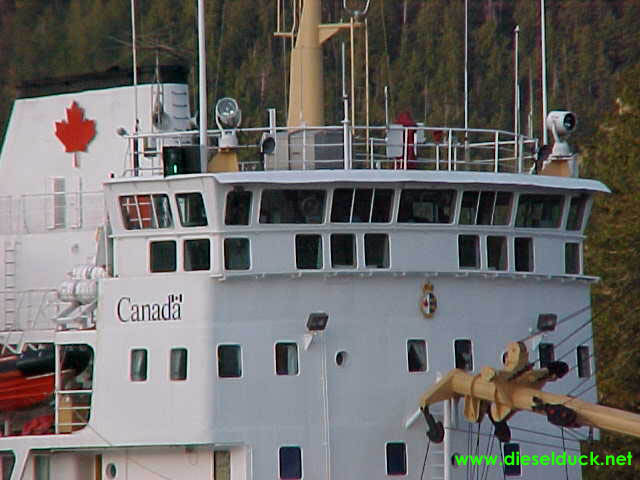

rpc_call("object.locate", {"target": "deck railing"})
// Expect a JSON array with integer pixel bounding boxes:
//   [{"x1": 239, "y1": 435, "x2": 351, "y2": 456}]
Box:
[{"x1": 122, "y1": 124, "x2": 539, "y2": 177}]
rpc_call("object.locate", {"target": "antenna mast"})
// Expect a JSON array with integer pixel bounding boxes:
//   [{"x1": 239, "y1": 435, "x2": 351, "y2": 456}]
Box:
[
  {"x1": 541, "y1": 0, "x2": 548, "y2": 144},
  {"x1": 198, "y1": 0, "x2": 208, "y2": 171}
]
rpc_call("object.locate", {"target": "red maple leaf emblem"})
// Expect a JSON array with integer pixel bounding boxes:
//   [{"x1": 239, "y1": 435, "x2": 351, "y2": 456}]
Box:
[{"x1": 55, "y1": 102, "x2": 96, "y2": 153}]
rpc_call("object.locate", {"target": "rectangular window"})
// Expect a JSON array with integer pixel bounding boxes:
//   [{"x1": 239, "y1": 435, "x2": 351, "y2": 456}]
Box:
[
  {"x1": 225, "y1": 190, "x2": 252, "y2": 225},
  {"x1": 176, "y1": 192, "x2": 208, "y2": 227},
  {"x1": 295, "y1": 235, "x2": 323, "y2": 269},
  {"x1": 454, "y1": 339, "x2": 473, "y2": 371},
  {"x1": 50, "y1": 177, "x2": 66, "y2": 229},
  {"x1": 386, "y1": 442, "x2": 407, "y2": 476},
  {"x1": 538, "y1": 343, "x2": 555, "y2": 368},
  {"x1": 515, "y1": 194, "x2": 563, "y2": 228},
  {"x1": 514, "y1": 237, "x2": 533, "y2": 272},
  {"x1": 398, "y1": 189, "x2": 455, "y2": 224},
  {"x1": 330, "y1": 188, "x2": 394, "y2": 223},
  {"x1": 184, "y1": 238, "x2": 211, "y2": 271},
  {"x1": 459, "y1": 191, "x2": 513, "y2": 226},
  {"x1": 565, "y1": 242, "x2": 580, "y2": 274},
  {"x1": 150, "y1": 240, "x2": 177, "y2": 272},
  {"x1": 224, "y1": 238, "x2": 250, "y2": 270},
  {"x1": 458, "y1": 235, "x2": 479, "y2": 269},
  {"x1": 0, "y1": 452, "x2": 15, "y2": 480},
  {"x1": 567, "y1": 195, "x2": 588, "y2": 231},
  {"x1": 279, "y1": 446, "x2": 302, "y2": 480},
  {"x1": 275, "y1": 342, "x2": 299, "y2": 375},
  {"x1": 407, "y1": 339, "x2": 427, "y2": 373},
  {"x1": 365, "y1": 233, "x2": 390, "y2": 268},
  {"x1": 577, "y1": 345, "x2": 591, "y2": 378},
  {"x1": 487, "y1": 236, "x2": 507, "y2": 271},
  {"x1": 260, "y1": 190, "x2": 325, "y2": 224},
  {"x1": 120, "y1": 194, "x2": 173, "y2": 230},
  {"x1": 34, "y1": 455, "x2": 50, "y2": 480},
  {"x1": 503, "y1": 443, "x2": 522, "y2": 476},
  {"x1": 214, "y1": 451, "x2": 230, "y2": 480},
  {"x1": 170, "y1": 348, "x2": 188, "y2": 381},
  {"x1": 130, "y1": 349, "x2": 148, "y2": 381},
  {"x1": 331, "y1": 234, "x2": 356, "y2": 268},
  {"x1": 218, "y1": 345, "x2": 242, "y2": 378}
]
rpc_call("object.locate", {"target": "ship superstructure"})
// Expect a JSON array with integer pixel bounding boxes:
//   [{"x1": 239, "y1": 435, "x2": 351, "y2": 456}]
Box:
[{"x1": 0, "y1": 1, "x2": 630, "y2": 480}]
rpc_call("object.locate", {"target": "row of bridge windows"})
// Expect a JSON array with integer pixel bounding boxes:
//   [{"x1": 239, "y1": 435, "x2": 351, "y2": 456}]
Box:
[
  {"x1": 118, "y1": 189, "x2": 589, "y2": 231},
  {"x1": 128, "y1": 341, "x2": 590, "y2": 382},
  {"x1": 147, "y1": 234, "x2": 581, "y2": 275}
]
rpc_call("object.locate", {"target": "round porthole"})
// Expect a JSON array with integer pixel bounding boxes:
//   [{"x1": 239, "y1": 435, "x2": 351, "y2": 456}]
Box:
[
  {"x1": 335, "y1": 351, "x2": 348, "y2": 367},
  {"x1": 105, "y1": 463, "x2": 117, "y2": 478}
]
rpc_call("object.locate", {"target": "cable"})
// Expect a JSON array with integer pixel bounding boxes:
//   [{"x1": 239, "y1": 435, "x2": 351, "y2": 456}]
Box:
[
  {"x1": 419, "y1": 437, "x2": 431, "y2": 480},
  {"x1": 444, "y1": 426, "x2": 582, "y2": 453},
  {"x1": 561, "y1": 428, "x2": 569, "y2": 480}
]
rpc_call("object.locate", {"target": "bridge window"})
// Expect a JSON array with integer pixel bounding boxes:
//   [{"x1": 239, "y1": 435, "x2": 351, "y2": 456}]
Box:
[
  {"x1": 577, "y1": 346, "x2": 591, "y2": 378},
  {"x1": 454, "y1": 339, "x2": 473, "y2": 371},
  {"x1": 120, "y1": 194, "x2": 173, "y2": 230},
  {"x1": 176, "y1": 192, "x2": 208, "y2": 227},
  {"x1": 260, "y1": 190, "x2": 325, "y2": 224},
  {"x1": 567, "y1": 194, "x2": 588, "y2": 231},
  {"x1": 538, "y1": 343, "x2": 555, "y2": 368},
  {"x1": 275, "y1": 342, "x2": 299, "y2": 375},
  {"x1": 459, "y1": 191, "x2": 513, "y2": 226},
  {"x1": 365, "y1": 233, "x2": 390, "y2": 268},
  {"x1": 331, "y1": 234, "x2": 356, "y2": 268},
  {"x1": 224, "y1": 238, "x2": 250, "y2": 270},
  {"x1": 170, "y1": 348, "x2": 188, "y2": 381},
  {"x1": 515, "y1": 194, "x2": 563, "y2": 228},
  {"x1": 407, "y1": 339, "x2": 427, "y2": 372},
  {"x1": 458, "y1": 235, "x2": 479, "y2": 269},
  {"x1": 503, "y1": 443, "x2": 521, "y2": 476},
  {"x1": 34, "y1": 455, "x2": 50, "y2": 480},
  {"x1": 565, "y1": 242, "x2": 580, "y2": 274},
  {"x1": 184, "y1": 238, "x2": 210, "y2": 271},
  {"x1": 514, "y1": 237, "x2": 533, "y2": 272},
  {"x1": 386, "y1": 442, "x2": 407, "y2": 476},
  {"x1": 296, "y1": 234, "x2": 323, "y2": 269},
  {"x1": 279, "y1": 446, "x2": 302, "y2": 480},
  {"x1": 150, "y1": 240, "x2": 177, "y2": 272},
  {"x1": 218, "y1": 345, "x2": 242, "y2": 378},
  {"x1": 331, "y1": 188, "x2": 394, "y2": 223},
  {"x1": 487, "y1": 236, "x2": 508, "y2": 271},
  {"x1": 225, "y1": 190, "x2": 252, "y2": 225},
  {"x1": 0, "y1": 452, "x2": 15, "y2": 480},
  {"x1": 130, "y1": 349, "x2": 148, "y2": 381},
  {"x1": 398, "y1": 189, "x2": 455, "y2": 223}
]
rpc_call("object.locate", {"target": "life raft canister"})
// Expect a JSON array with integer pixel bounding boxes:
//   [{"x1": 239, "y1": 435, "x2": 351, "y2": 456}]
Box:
[{"x1": 420, "y1": 282, "x2": 437, "y2": 318}]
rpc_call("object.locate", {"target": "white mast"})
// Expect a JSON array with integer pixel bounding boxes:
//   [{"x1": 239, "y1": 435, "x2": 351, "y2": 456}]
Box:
[
  {"x1": 464, "y1": 0, "x2": 468, "y2": 130},
  {"x1": 541, "y1": 0, "x2": 548, "y2": 144},
  {"x1": 198, "y1": 0, "x2": 208, "y2": 171},
  {"x1": 130, "y1": 0, "x2": 138, "y2": 132},
  {"x1": 514, "y1": 25, "x2": 520, "y2": 138}
]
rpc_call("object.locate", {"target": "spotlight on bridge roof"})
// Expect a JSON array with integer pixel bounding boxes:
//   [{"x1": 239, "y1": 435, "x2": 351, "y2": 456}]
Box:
[
  {"x1": 537, "y1": 313, "x2": 558, "y2": 332},
  {"x1": 306, "y1": 312, "x2": 329, "y2": 332}
]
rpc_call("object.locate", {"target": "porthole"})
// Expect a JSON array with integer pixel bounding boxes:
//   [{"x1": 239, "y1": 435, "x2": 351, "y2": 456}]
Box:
[
  {"x1": 105, "y1": 463, "x2": 117, "y2": 478},
  {"x1": 335, "y1": 351, "x2": 348, "y2": 367}
]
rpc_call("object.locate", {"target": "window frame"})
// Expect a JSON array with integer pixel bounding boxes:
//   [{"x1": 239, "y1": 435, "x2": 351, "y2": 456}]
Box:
[
  {"x1": 259, "y1": 189, "x2": 326, "y2": 224},
  {"x1": 119, "y1": 193, "x2": 173, "y2": 230},
  {"x1": 279, "y1": 446, "x2": 303, "y2": 480},
  {"x1": 577, "y1": 345, "x2": 592, "y2": 378},
  {"x1": 514, "y1": 237, "x2": 534, "y2": 273},
  {"x1": 458, "y1": 234, "x2": 480, "y2": 269},
  {"x1": 407, "y1": 339, "x2": 428, "y2": 373},
  {"x1": 515, "y1": 193, "x2": 564, "y2": 229},
  {"x1": 503, "y1": 442, "x2": 522, "y2": 477},
  {"x1": 385, "y1": 442, "x2": 408, "y2": 476},
  {"x1": 149, "y1": 239, "x2": 178, "y2": 273},
  {"x1": 330, "y1": 233, "x2": 357, "y2": 269},
  {"x1": 170, "y1": 347, "x2": 188, "y2": 381},
  {"x1": 225, "y1": 189, "x2": 253, "y2": 226},
  {"x1": 487, "y1": 235, "x2": 508, "y2": 271},
  {"x1": 183, "y1": 237, "x2": 211, "y2": 272},
  {"x1": 130, "y1": 348, "x2": 148, "y2": 382},
  {"x1": 295, "y1": 234, "x2": 323, "y2": 270},
  {"x1": 364, "y1": 233, "x2": 391, "y2": 269},
  {"x1": 217, "y1": 344, "x2": 243, "y2": 378},
  {"x1": 223, "y1": 237, "x2": 251, "y2": 271},
  {"x1": 565, "y1": 242, "x2": 581, "y2": 275},
  {"x1": 397, "y1": 189, "x2": 456, "y2": 224},
  {"x1": 175, "y1": 192, "x2": 208, "y2": 228},
  {"x1": 274, "y1": 342, "x2": 300, "y2": 376},
  {"x1": 454, "y1": 339, "x2": 473, "y2": 371}
]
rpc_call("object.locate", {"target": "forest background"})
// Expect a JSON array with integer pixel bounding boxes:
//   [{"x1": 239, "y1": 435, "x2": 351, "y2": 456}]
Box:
[{"x1": 1, "y1": 1, "x2": 640, "y2": 478}]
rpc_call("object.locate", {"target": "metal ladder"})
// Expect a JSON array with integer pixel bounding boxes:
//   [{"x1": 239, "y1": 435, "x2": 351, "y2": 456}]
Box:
[
  {"x1": 429, "y1": 404, "x2": 446, "y2": 480},
  {"x1": 3, "y1": 238, "x2": 18, "y2": 330}
]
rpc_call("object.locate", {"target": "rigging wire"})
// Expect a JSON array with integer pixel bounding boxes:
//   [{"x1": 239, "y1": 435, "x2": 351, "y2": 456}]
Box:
[
  {"x1": 445, "y1": 426, "x2": 582, "y2": 453},
  {"x1": 561, "y1": 428, "x2": 569, "y2": 480}
]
